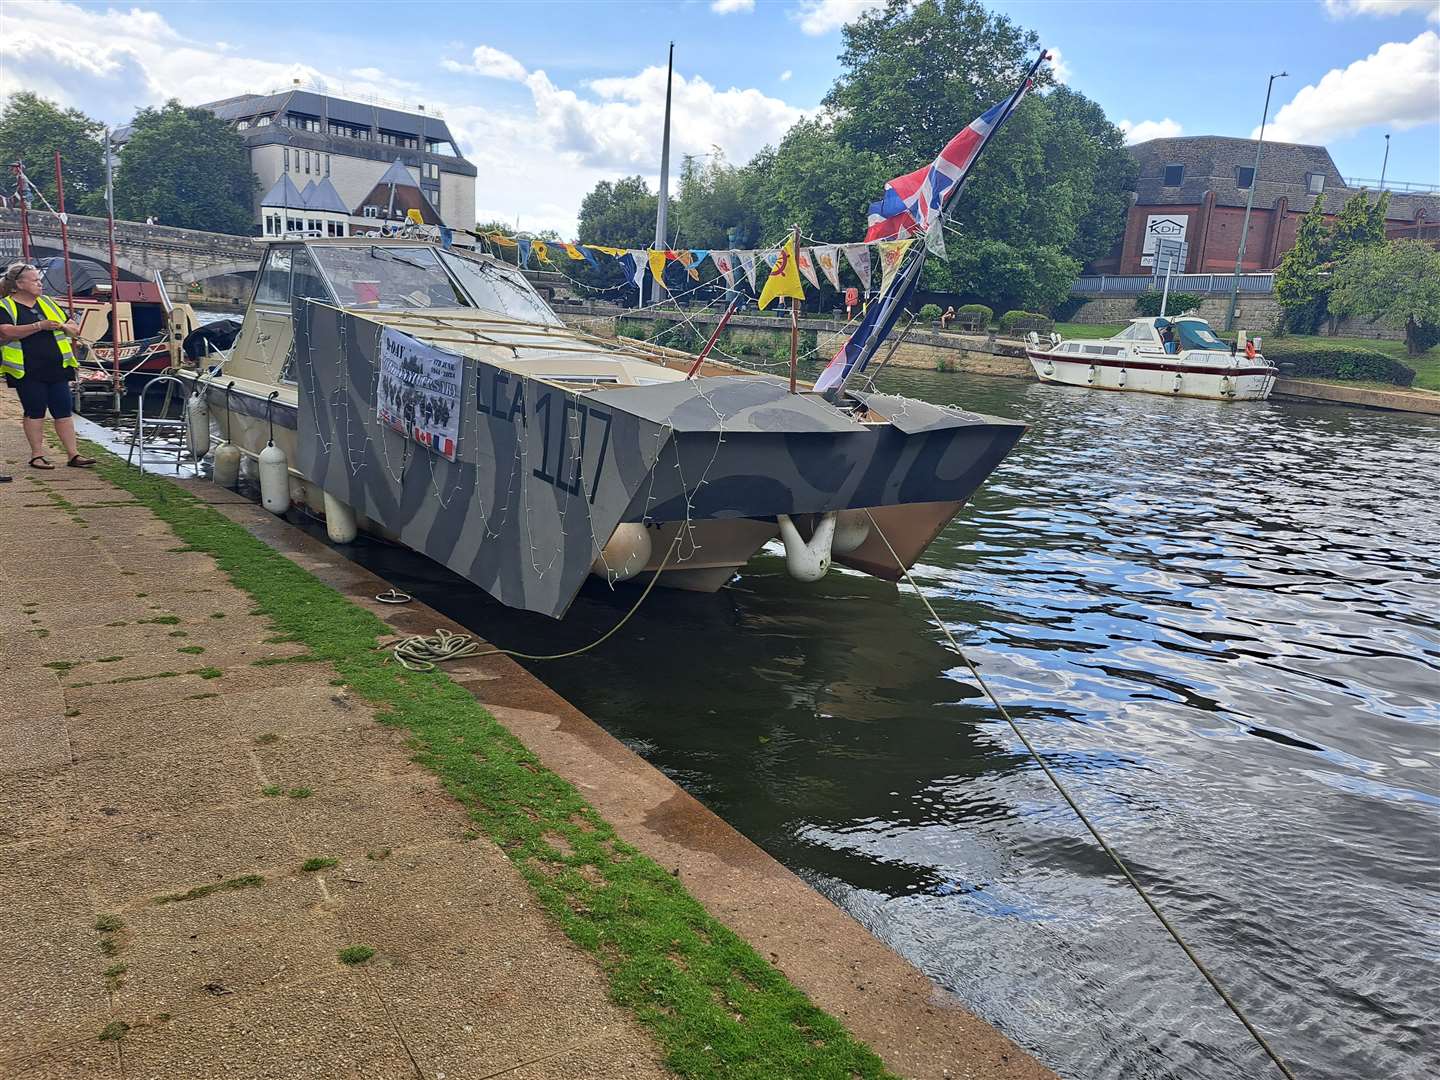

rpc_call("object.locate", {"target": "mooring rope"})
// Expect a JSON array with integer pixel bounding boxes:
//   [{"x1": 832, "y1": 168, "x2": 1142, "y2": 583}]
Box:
[
  {"x1": 862, "y1": 510, "x2": 1299, "y2": 1080},
  {"x1": 383, "y1": 532, "x2": 681, "y2": 669}
]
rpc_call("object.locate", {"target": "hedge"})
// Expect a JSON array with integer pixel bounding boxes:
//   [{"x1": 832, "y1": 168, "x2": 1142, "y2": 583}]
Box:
[
  {"x1": 1135, "y1": 290, "x2": 1203, "y2": 317},
  {"x1": 999, "y1": 309, "x2": 1052, "y2": 333},
  {"x1": 956, "y1": 303, "x2": 993, "y2": 328},
  {"x1": 1262, "y1": 337, "x2": 1417, "y2": 386},
  {"x1": 918, "y1": 303, "x2": 942, "y2": 322}
]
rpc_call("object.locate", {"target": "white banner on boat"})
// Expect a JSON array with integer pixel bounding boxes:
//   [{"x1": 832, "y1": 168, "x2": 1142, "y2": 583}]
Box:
[{"x1": 376, "y1": 326, "x2": 462, "y2": 462}]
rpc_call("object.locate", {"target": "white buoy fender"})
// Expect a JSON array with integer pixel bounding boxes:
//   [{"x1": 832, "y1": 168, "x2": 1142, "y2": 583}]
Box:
[
  {"x1": 831, "y1": 509, "x2": 871, "y2": 555},
  {"x1": 212, "y1": 442, "x2": 241, "y2": 488},
  {"x1": 184, "y1": 393, "x2": 211, "y2": 458},
  {"x1": 322, "y1": 490, "x2": 358, "y2": 544},
  {"x1": 258, "y1": 444, "x2": 290, "y2": 514},
  {"x1": 777, "y1": 512, "x2": 836, "y2": 582},
  {"x1": 590, "y1": 523, "x2": 652, "y2": 582}
]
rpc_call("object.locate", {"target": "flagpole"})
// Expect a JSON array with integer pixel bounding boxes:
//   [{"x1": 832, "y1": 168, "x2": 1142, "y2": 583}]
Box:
[
  {"x1": 789, "y1": 225, "x2": 800, "y2": 394},
  {"x1": 651, "y1": 42, "x2": 675, "y2": 307},
  {"x1": 827, "y1": 49, "x2": 1049, "y2": 401}
]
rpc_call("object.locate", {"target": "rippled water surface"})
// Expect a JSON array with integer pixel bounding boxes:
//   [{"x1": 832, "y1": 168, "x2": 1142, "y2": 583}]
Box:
[{"x1": 307, "y1": 368, "x2": 1440, "y2": 1079}]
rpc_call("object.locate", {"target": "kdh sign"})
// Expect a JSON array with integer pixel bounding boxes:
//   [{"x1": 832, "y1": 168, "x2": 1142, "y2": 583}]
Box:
[{"x1": 1141, "y1": 215, "x2": 1188, "y2": 267}]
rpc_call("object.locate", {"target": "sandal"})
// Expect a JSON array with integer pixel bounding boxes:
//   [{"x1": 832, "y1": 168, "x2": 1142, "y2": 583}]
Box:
[
  {"x1": 29, "y1": 456, "x2": 55, "y2": 470},
  {"x1": 67, "y1": 455, "x2": 96, "y2": 468}
]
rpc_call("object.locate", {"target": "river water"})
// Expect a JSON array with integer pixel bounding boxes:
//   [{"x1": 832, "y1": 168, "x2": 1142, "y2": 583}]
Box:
[{"x1": 134, "y1": 360, "x2": 1440, "y2": 1078}]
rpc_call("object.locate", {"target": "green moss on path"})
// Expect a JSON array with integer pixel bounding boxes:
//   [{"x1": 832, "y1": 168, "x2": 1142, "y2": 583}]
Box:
[{"x1": 77, "y1": 442, "x2": 898, "y2": 1080}]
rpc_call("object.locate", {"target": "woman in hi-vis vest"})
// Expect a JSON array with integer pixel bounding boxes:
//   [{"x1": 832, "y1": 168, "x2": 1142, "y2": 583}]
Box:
[{"x1": 0, "y1": 262, "x2": 96, "y2": 471}]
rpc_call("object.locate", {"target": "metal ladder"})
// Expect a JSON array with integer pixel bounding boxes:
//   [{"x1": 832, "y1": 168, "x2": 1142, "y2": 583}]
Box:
[{"x1": 126, "y1": 374, "x2": 190, "y2": 474}]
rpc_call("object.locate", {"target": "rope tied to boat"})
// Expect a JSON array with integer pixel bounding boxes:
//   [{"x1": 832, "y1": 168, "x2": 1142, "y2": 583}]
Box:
[
  {"x1": 862, "y1": 510, "x2": 1299, "y2": 1080},
  {"x1": 386, "y1": 628, "x2": 480, "y2": 671}
]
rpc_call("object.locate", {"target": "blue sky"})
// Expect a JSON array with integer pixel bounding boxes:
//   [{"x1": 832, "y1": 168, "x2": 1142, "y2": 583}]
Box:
[{"x1": 3, "y1": 0, "x2": 1436, "y2": 234}]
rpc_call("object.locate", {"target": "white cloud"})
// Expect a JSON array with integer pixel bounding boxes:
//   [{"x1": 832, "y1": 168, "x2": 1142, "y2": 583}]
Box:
[
  {"x1": 1118, "y1": 118, "x2": 1184, "y2": 144},
  {"x1": 711, "y1": 0, "x2": 756, "y2": 12},
  {"x1": 793, "y1": 0, "x2": 887, "y2": 36},
  {"x1": 0, "y1": 2, "x2": 808, "y2": 236},
  {"x1": 1323, "y1": 0, "x2": 1440, "y2": 22},
  {"x1": 780, "y1": 69, "x2": 793, "y2": 82},
  {"x1": 1046, "y1": 46, "x2": 1072, "y2": 85},
  {"x1": 1258, "y1": 32, "x2": 1440, "y2": 143},
  {"x1": 440, "y1": 45, "x2": 529, "y2": 81}
]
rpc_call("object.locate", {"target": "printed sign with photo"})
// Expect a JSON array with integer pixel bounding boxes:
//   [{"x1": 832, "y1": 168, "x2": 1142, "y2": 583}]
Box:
[{"x1": 376, "y1": 326, "x2": 462, "y2": 461}]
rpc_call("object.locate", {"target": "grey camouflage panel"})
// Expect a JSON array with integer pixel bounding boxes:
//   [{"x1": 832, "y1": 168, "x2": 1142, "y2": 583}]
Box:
[{"x1": 294, "y1": 304, "x2": 1024, "y2": 618}]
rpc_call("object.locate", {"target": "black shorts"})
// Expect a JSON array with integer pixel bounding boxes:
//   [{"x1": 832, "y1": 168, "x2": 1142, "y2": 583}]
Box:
[{"x1": 15, "y1": 378, "x2": 73, "y2": 420}]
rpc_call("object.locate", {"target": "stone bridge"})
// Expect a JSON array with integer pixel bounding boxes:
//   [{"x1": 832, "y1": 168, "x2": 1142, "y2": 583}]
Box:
[
  {"x1": 0, "y1": 208, "x2": 568, "y2": 308},
  {"x1": 0, "y1": 208, "x2": 261, "y2": 298}
]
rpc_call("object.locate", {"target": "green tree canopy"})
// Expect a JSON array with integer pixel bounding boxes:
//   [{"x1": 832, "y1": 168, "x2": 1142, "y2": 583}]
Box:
[
  {"x1": 0, "y1": 92, "x2": 107, "y2": 216},
  {"x1": 113, "y1": 100, "x2": 256, "y2": 235},
  {"x1": 1328, "y1": 239, "x2": 1440, "y2": 357},
  {"x1": 576, "y1": 175, "x2": 657, "y2": 248},
  {"x1": 1274, "y1": 189, "x2": 1392, "y2": 334}
]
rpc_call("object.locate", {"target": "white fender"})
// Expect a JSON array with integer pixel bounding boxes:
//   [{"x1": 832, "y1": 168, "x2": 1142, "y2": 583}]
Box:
[
  {"x1": 1118, "y1": 368, "x2": 1127, "y2": 388},
  {"x1": 258, "y1": 443, "x2": 290, "y2": 514},
  {"x1": 322, "y1": 490, "x2": 358, "y2": 544},
  {"x1": 832, "y1": 509, "x2": 871, "y2": 555},
  {"x1": 184, "y1": 392, "x2": 211, "y2": 458},
  {"x1": 213, "y1": 442, "x2": 241, "y2": 488},
  {"x1": 776, "y1": 512, "x2": 836, "y2": 582},
  {"x1": 591, "y1": 522, "x2": 652, "y2": 582},
  {"x1": 1172, "y1": 372, "x2": 1183, "y2": 394},
  {"x1": 1087, "y1": 364, "x2": 1097, "y2": 385}
]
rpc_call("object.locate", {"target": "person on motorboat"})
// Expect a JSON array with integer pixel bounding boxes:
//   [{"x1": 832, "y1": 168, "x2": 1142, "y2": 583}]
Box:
[
  {"x1": 0, "y1": 262, "x2": 96, "y2": 470},
  {"x1": 1159, "y1": 321, "x2": 1177, "y2": 354}
]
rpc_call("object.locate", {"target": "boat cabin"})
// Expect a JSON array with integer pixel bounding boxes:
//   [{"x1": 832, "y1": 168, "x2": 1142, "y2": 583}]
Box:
[{"x1": 1053, "y1": 316, "x2": 1238, "y2": 358}]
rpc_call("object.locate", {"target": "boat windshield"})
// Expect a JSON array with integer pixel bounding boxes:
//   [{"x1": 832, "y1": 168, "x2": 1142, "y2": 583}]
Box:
[
  {"x1": 1174, "y1": 321, "x2": 1232, "y2": 352},
  {"x1": 439, "y1": 251, "x2": 562, "y2": 326},
  {"x1": 310, "y1": 245, "x2": 469, "y2": 310}
]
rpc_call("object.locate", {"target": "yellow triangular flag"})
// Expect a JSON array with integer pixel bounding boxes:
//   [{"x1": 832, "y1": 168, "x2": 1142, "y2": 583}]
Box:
[
  {"x1": 877, "y1": 239, "x2": 913, "y2": 294},
  {"x1": 488, "y1": 233, "x2": 517, "y2": 248},
  {"x1": 758, "y1": 235, "x2": 806, "y2": 311},
  {"x1": 562, "y1": 243, "x2": 587, "y2": 261},
  {"x1": 533, "y1": 240, "x2": 550, "y2": 264},
  {"x1": 590, "y1": 245, "x2": 625, "y2": 257},
  {"x1": 647, "y1": 249, "x2": 670, "y2": 291}
]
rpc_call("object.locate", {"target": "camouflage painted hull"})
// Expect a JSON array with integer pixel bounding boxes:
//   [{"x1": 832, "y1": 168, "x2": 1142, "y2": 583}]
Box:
[{"x1": 277, "y1": 305, "x2": 1024, "y2": 618}]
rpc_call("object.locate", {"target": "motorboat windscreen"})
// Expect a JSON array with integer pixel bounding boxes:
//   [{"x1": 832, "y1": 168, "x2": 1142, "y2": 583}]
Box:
[
  {"x1": 439, "y1": 251, "x2": 562, "y2": 326},
  {"x1": 1172, "y1": 320, "x2": 1233, "y2": 351},
  {"x1": 310, "y1": 245, "x2": 469, "y2": 310}
]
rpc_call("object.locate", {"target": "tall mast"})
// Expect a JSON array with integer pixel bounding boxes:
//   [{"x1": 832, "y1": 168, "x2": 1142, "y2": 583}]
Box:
[{"x1": 651, "y1": 42, "x2": 674, "y2": 305}]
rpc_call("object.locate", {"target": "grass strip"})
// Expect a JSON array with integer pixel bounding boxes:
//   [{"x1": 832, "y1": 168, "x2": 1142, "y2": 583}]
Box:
[
  {"x1": 75, "y1": 443, "x2": 897, "y2": 1080},
  {"x1": 154, "y1": 874, "x2": 265, "y2": 905}
]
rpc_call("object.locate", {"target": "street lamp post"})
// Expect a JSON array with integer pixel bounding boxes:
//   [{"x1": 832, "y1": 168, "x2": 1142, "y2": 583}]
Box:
[
  {"x1": 1379, "y1": 133, "x2": 1391, "y2": 191},
  {"x1": 1225, "y1": 71, "x2": 1287, "y2": 333}
]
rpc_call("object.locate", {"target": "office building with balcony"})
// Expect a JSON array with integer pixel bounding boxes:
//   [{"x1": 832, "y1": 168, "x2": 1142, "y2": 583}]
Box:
[{"x1": 200, "y1": 84, "x2": 477, "y2": 236}]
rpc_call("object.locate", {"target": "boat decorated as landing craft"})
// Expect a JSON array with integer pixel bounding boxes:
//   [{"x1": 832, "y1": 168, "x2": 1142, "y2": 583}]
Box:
[
  {"x1": 1025, "y1": 316, "x2": 1277, "y2": 401},
  {"x1": 177, "y1": 237, "x2": 1026, "y2": 618}
]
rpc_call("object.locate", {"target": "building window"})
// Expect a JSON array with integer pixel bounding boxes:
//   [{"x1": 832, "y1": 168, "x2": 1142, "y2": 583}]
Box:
[
  {"x1": 324, "y1": 154, "x2": 331, "y2": 177},
  {"x1": 363, "y1": 205, "x2": 379, "y2": 218},
  {"x1": 1235, "y1": 166, "x2": 1254, "y2": 189},
  {"x1": 283, "y1": 148, "x2": 289, "y2": 170},
  {"x1": 426, "y1": 185, "x2": 440, "y2": 209},
  {"x1": 1307, "y1": 173, "x2": 1325, "y2": 195},
  {"x1": 1162, "y1": 164, "x2": 1184, "y2": 187},
  {"x1": 256, "y1": 115, "x2": 271, "y2": 126},
  {"x1": 236, "y1": 119, "x2": 250, "y2": 131}
]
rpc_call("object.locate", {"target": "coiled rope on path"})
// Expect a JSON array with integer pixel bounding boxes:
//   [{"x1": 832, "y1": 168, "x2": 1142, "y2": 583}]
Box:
[
  {"x1": 383, "y1": 533, "x2": 682, "y2": 670},
  {"x1": 861, "y1": 511, "x2": 1299, "y2": 1080}
]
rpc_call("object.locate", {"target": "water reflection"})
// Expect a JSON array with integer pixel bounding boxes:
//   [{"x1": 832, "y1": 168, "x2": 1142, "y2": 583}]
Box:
[{"x1": 311, "y1": 366, "x2": 1440, "y2": 1080}]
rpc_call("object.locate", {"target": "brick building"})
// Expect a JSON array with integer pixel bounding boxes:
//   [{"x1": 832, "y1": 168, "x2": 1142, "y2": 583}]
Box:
[{"x1": 1089, "y1": 135, "x2": 1439, "y2": 274}]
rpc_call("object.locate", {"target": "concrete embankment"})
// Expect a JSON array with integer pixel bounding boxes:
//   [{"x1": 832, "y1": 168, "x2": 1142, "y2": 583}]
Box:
[
  {"x1": 1272, "y1": 378, "x2": 1440, "y2": 415},
  {"x1": 0, "y1": 393, "x2": 1053, "y2": 1080}
]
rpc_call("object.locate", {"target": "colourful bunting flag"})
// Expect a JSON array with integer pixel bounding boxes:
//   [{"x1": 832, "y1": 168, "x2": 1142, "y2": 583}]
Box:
[
  {"x1": 532, "y1": 240, "x2": 550, "y2": 265},
  {"x1": 687, "y1": 250, "x2": 710, "y2": 281},
  {"x1": 762, "y1": 249, "x2": 780, "y2": 270},
  {"x1": 647, "y1": 250, "x2": 669, "y2": 291},
  {"x1": 590, "y1": 245, "x2": 626, "y2": 257},
  {"x1": 488, "y1": 232, "x2": 517, "y2": 248},
  {"x1": 736, "y1": 251, "x2": 759, "y2": 292},
  {"x1": 758, "y1": 235, "x2": 806, "y2": 311},
  {"x1": 877, "y1": 239, "x2": 913, "y2": 294},
  {"x1": 622, "y1": 251, "x2": 647, "y2": 289},
  {"x1": 815, "y1": 245, "x2": 842, "y2": 291},
  {"x1": 797, "y1": 247, "x2": 820, "y2": 290},
  {"x1": 843, "y1": 244, "x2": 871, "y2": 291},
  {"x1": 712, "y1": 250, "x2": 737, "y2": 289},
  {"x1": 561, "y1": 243, "x2": 587, "y2": 261},
  {"x1": 924, "y1": 220, "x2": 945, "y2": 259}
]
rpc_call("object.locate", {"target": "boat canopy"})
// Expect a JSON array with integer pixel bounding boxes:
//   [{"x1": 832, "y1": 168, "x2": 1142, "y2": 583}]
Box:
[{"x1": 1163, "y1": 317, "x2": 1231, "y2": 352}]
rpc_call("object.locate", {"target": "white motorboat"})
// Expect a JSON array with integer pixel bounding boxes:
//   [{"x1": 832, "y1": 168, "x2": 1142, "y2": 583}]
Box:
[{"x1": 1025, "y1": 316, "x2": 1277, "y2": 401}]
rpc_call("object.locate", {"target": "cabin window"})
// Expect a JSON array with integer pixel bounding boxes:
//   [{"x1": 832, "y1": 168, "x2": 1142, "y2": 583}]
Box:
[
  {"x1": 311, "y1": 245, "x2": 467, "y2": 310},
  {"x1": 439, "y1": 251, "x2": 561, "y2": 325},
  {"x1": 1113, "y1": 322, "x2": 1155, "y2": 342},
  {"x1": 1235, "y1": 166, "x2": 1254, "y2": 189},
  {"x1": 254, "y1": 248, "x2": 293, "y2": 307},
  {"x1": 1162, "y1": 164, "x2": 1184, "y2": 187},
  {"x1": 290, "y1": 247, "x2": 330, "y2": 305},
  {"x1": 1307, "y1": 173, "x2": 1325, "y2": 195}
]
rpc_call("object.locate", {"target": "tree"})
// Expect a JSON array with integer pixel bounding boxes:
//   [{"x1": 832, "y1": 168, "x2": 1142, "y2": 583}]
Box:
[
  {"x1": 0, "y1": 92, "x2": 107, "y2": 216},
  {"x1": 747, "y1": 119, "x2": 891, "y2": 247},
  {"x1": 113, "y1": 100, "x2": 256, "y2": 234},
  {"x1": 674, "y1": 149, "x2": 760, "y2": 250},
  {"x1": 1328, "y1": 240, "x2": 1440, "y2": 357},
  {"x1": 1274, "y1": 190, "x2": 1392, "y2": 334},
  {"x1": 576, "y1": 175, "x2": 657, "y2": 248}
]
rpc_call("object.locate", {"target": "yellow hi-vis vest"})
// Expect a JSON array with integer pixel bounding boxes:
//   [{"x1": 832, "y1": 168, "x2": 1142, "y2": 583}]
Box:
[{"x1": 0, "y1": 295, "x2": 77, "y2": 380}]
